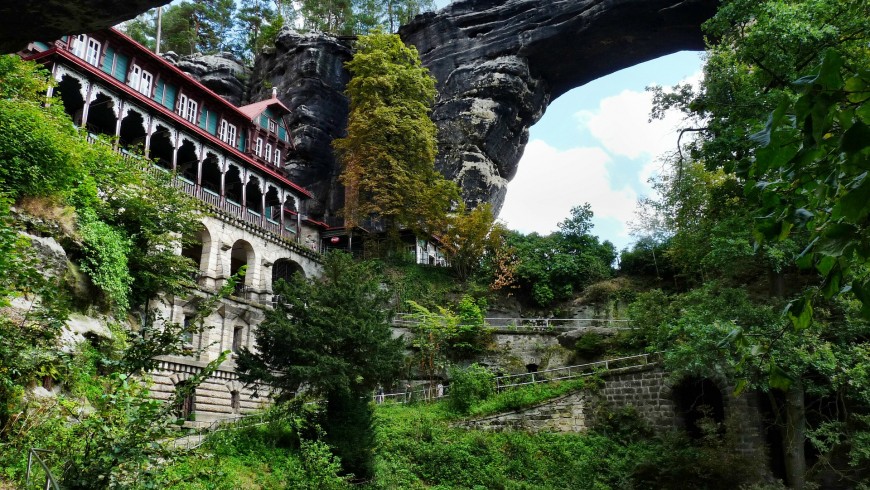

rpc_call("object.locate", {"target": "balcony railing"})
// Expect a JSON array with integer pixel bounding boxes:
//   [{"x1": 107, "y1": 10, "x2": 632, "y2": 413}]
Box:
[{"x1": 80, "y1": 130, "x2": 314, "y2": 252}]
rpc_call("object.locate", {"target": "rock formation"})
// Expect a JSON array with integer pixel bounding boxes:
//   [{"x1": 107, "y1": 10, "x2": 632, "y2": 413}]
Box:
[
  {"x1": 249, "y1": 0, "x2": 717, "y2": 217},
  {"x1": 248, "y1": 29, "x2": 354, "y2": 220},
  {"x1": 164, "y1": 52, "x2": 250, "y2": 107},
  {"x1": 0, "y1": 0, "x2": 170, "y2": 53},
  {"x1": 7, "y1": 0, "x2": 719, "y2": 218},
  {"x1": 400, "y1": 0, "x2": 718, "y2": 211}
]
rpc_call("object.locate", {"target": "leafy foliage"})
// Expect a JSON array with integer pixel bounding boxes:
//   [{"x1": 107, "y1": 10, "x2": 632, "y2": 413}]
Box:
[
  {"x1": 237, "y1": 252, "x2": 403, "y2": 400},
  {"x1": 333, "y1": 31, "x2": 458, "y2": 238},
  {"x1": 446, "y1": 363, "x2": 494, "y2": 415},
  {"x1": 506, "y1": 204, "x2": 615, "y2": 306},
  {"x1": 440, "y1": 203, "x2": 508, "y2": 282}
]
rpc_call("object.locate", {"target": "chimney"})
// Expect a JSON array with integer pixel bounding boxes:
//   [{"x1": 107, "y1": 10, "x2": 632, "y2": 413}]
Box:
[{"x1": 271, "y1": 87, "x2": 278, "y2": 99}]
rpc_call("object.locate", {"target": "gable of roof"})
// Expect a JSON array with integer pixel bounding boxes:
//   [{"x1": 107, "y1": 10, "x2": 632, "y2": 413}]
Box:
[{"x1": 238, "y1": 97, "x2": 291, "y2": 120}]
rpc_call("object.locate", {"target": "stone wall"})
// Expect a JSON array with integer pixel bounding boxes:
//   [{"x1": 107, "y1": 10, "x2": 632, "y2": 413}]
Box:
[
  {"x1": 458, "y1": 364, "x2": 769, "y2": 466},
  {"x1": 149, "y1": 359, "x2": 270, "y2": 424},
  {"x1": 600, "y1": 366, "x2": 678, "y2": 432},
  {"x1": 461, "y1": 390, "x2": 590, "y2": 433}
]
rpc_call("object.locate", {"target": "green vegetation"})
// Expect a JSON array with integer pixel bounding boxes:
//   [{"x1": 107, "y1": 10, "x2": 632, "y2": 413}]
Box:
[
  {"x1": 237, "y1": 252, "x2": 404, "y2": 479},
  {"x1": 507, "y1": 204, "x2": 616, "y2": 306},
  {"x1": 123, "y1": 0, "x2": 437, "y2": 61},
  {"x1": 334, "y1": 30, "x2": 458, "y2": 239},
  {"x1": 140, "y1": 379, "x2": 767, "y2": 489},
  {"x1": 626, "y1": 0, "x2": 870, "y2": 486}
]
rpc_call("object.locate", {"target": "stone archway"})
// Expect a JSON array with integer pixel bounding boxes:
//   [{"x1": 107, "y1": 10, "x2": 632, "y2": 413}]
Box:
[
  {"x1": 672, "y1": 377, "x2": 726, "y2": 440},
  {"x1": 399, "y1": 0, "x2": 718, "y2": 211}
]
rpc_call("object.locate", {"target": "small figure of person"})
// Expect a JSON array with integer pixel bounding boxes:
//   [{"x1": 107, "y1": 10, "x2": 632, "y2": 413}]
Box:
[
  {"x1": 376, "y1": 384, "x2": 384, "y2": 404},
  {"x1": 436, "y1": 382, "x2": 444, "y2": 398},
  {"x1": 405, "y1": 383, "x2": 413, "y2": 403}
]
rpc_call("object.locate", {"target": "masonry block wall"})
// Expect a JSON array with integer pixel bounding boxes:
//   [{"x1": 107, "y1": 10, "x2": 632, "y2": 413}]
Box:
[
  {"x1": 600, "y1": 366, "x2": 678, "y2": 432},
  {"x1": 460, "y1": 364, "x2": 770, "y2": 470},
  {"x1": 460, "y1": 391, "x2": 591, "y2": 433}
]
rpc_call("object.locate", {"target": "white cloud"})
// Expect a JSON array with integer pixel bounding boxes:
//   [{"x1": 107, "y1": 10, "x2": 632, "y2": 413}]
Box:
[
  {"x1": 499, "y1": 140, "x2": 637, "y2": 237},
  {"x1": 500, "y1": 70, "x2": 704, "y2": 250}
]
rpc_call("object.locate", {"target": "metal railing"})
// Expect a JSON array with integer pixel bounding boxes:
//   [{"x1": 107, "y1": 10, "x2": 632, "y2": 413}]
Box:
[
  {"x1": 25, "y1": 448, "x2": 59, "y2": 490},
  {"x1": 392, "y1": 314, "x2": 633, "y2": 333},
  {"x1": 372, "y1": 353, "x2": 658, "y2": 406},
  {"x1": 494, "y1": 352, "x2": 657, "y2": 391},
  {"x1": 170, "y1": 412, "x2": 269, "y2": 451}
]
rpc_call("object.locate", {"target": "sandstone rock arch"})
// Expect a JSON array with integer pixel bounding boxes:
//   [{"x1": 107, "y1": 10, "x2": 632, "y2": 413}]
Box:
[
  {"x1": 399, "y1": 0, "x2": 718, "y2": 211},
  {"x1": 251, "y1": 0, "x2": 717, "y2": 218}
]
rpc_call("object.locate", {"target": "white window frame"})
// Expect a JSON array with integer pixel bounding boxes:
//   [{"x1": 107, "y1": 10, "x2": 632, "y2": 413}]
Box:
[
  {"x1": 265, "y1": 143, "x2": 272, "y2": 162},
  {"x1": 185, "y1": 98, "x2": 198, "y2": 123},
  {"x1": 128, "y1": 65, "x2": 141, "y2": 90},
  {"x1": 219, "y1": 119, "x2": 227, "y2": 141},
  {"x1": 226, "y1": 123, "x2": 237, "y2": 146},
  {"x1": 128, "y1": 64, "x2": 153, "y2": 96},
  {"x1": 218, "y1": 120, "x2": 237, "y2": 146},
  {"x1": 255, "y1": 137, "x2": 263, "y2": 157},
  {"x1": 85, "y1": 37, "x2": 101, "y2": 66},
  {"x1": 177, "y1": 93, "x2": 188, "y2": 118},
  {"x1": 138, "y1": 70, "x2": 153, "y2": 96},
  {"x1": 268, "y1": 119, "x2": 277, "y2": 133},
  {"x1": 177, "y1": 94, "x2": 198, "y2": 124},
  {"x1": 72, "y1": 34, "x2": 87, "y2": 58},
  {"x1": 274, "y1": 149, "x2": 281, "y2": 165}
]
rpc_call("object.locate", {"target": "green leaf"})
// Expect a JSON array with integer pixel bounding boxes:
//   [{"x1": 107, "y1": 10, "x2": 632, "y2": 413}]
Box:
[
  {"x1": 733, "y1": 378, "x2": 748, "y2": 396},
  {"x1": 786, "y1": 297, "x2": 812, "y2": 330},
  {"x1": 836, "y1": 173, "x2": 870, "y2": 223},
  {"x1": 816, "y1": 223, "x2": 859, "y2": 257},
  {"x1": 768, "y1": 363, "x2": 794, "y2": 391},
  {"x1": 841, "y1": 120, "x2": 870, "y2": 154}
]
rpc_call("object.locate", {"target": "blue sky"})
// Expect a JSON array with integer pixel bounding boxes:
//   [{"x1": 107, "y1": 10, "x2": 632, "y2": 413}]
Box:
[
  {"x1": 427, "y1": 2, "x2": 706, "y2": 252},
  {"x1": 497, "y1": 52, "x2": 704, "y2": 252}
]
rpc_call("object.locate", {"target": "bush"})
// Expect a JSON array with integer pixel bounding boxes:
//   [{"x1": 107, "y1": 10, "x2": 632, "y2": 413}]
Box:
[
  {"x1": 447, "y1": 364, "x2": 494, "y2": 415},
  {"x1": 574, "y1": 332, "x2": 608, "y2": 359}
]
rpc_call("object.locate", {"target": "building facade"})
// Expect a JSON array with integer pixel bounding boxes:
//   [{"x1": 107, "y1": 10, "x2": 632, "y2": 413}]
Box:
[{"x1": 21, "y1": 29, "x2": 328, "y2": 423}]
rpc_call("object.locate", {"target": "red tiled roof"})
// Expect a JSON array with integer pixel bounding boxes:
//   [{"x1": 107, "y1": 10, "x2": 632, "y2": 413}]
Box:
[
  {"x1": 25, "y1": 40, "x2": 314, "y2": 199},
  {"x1": 238, "y1": 97, "x2": 291, "y2": 120}
]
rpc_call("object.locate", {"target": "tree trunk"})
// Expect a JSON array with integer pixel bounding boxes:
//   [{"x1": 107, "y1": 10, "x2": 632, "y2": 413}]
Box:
[{"x1": 783, "y1": 381, "x2": 806, "y2": 489}]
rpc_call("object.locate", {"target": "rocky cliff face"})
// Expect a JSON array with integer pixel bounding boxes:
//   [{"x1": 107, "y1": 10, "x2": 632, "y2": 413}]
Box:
[
  {"x1": 248, "y1": 29, "x2": 354, "y2": 219},
  {"x1": 249, "y1": 0, "x2": 716, "y2": 217},
  {"x1": 13, "y1": 0, "x2": 717, "y2": 218},
  {"x1": 1, "y1": 0, "x2": 170, "y2": 53},
  {"x1": 400, "y1": 0, "x2": 718, "y2": 211},
  {"x1": 164, "y1": 52, "x2": 249, "y2": 107}
]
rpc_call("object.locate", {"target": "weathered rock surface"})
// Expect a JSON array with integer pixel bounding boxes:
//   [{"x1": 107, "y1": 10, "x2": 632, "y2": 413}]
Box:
[
  {"x1": 400, "y1": 0, "x2": 718, "y2": 211},
  {"x1": 0, "y1": 0, "x2": 170, "y2": 53},
  {"x1": 165, "y1": 52, "x2": 250, "y2": 107},
  {"x1": 248, "y1": 28, "x2": 354, "y2": 219}
]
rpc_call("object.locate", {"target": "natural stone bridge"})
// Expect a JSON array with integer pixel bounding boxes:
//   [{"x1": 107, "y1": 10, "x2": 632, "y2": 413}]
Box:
[{"x1": 251, "y1": 0, "x2": 720, "y2": 217}]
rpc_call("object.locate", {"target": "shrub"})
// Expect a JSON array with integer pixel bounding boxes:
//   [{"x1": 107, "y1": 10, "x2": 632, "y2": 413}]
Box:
[{"x1": 447, "y1": 364, "x2": 494, "y2": 414}]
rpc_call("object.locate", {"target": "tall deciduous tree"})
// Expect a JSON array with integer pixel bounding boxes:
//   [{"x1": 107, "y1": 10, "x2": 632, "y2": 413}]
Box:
[
  {"x1": 441, "y1": 203, "x2": 507, "y2": 282},
  {"x1": 333, "y1": 31, "x2": 458, "y2": 239}
]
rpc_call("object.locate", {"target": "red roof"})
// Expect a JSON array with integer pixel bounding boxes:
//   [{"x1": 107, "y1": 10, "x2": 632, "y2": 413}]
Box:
[
  {"x1": 25, "y1": 34, "x2": 314, "y2": 199},
  {"x1": 238, "y1": 94, "x2": 291, "y2": 120}
]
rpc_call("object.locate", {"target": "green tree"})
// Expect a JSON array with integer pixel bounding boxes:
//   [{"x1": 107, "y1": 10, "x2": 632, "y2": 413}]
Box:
[
  {"x1": 506, "y1": 205, "x2": 614, "y2": 306},
  {"x1": 440, "y1": 203, "x2": 507, "y2": 282},
  {"x1": 236, "y1": 252, "x2": 404, "y2": 477},
  {"x1": 333, "y1": 31, "x2": 458, "y2": 240},
  {"x1": 236, "y1": 0, "x2": 283, "y2": 61}
]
